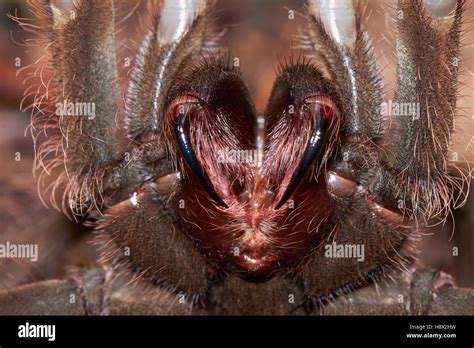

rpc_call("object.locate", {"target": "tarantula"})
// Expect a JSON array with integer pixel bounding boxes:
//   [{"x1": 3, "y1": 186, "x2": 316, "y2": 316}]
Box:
[{"x1": 1, "y1": 0, "x2": 473, "y2": 315}]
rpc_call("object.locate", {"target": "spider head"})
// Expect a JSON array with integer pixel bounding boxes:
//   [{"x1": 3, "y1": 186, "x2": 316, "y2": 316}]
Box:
[{"x1": 165, "y1": 60, "x2": 342, "y2": 280}]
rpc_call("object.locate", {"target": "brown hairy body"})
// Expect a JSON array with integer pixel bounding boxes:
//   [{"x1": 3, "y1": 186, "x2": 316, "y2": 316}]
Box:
[{"x1": 1, "y1": 0, "x2": 472, "y2": 315}]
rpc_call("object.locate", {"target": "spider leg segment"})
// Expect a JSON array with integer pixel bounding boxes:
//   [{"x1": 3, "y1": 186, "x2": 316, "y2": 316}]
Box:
[
  {"x1": 34, "y1": 0, "x2": 124, "y2": 215},
  {"x1": 1, "y1": 266, "x2": 473, "y2": 315},
  {"x1": 381, "y1": 0, "x2": 466, "y2": 220}
]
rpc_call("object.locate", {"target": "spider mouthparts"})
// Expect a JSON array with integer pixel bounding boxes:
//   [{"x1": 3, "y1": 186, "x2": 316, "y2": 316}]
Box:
[
  {"x1": 231, "y1": 246, "x2": 279, "y2": 281},
  {"x1": 168, "y1": 64, "x2": 340, "y2": 280},
  {"x1": 234, "y1": 258, "x2": 277, "y2": 281}
]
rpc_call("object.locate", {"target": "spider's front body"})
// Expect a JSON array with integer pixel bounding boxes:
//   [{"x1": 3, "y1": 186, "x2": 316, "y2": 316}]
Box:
[
  {"x1": 166, "y1": 62, "x2": 343, "y2": 281},
  {"x1": 2, "y1": 0, "x2": 471, "y2": 315}
]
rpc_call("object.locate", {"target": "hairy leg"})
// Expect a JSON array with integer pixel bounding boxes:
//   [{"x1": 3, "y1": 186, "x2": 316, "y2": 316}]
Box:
[
  {"x1": 379, "y1": 0, "x2": 466, "y2": 220},
  {"x1": 27, "y1": 0, "x2": 125, "y2": 215}
]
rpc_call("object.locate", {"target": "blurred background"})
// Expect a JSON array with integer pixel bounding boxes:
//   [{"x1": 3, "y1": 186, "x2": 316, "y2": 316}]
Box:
[{"x1": 0, "y1": 0, "x2": 472, "y2": 290}]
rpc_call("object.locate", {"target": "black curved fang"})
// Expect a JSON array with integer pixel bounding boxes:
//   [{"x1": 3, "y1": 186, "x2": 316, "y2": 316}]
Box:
[
  {"x1": 175, "y1": 109, "x2": 228, "y2": 208},
  {"x1": 275, "y1": 104, "x2": 328, "y2": 209}
]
